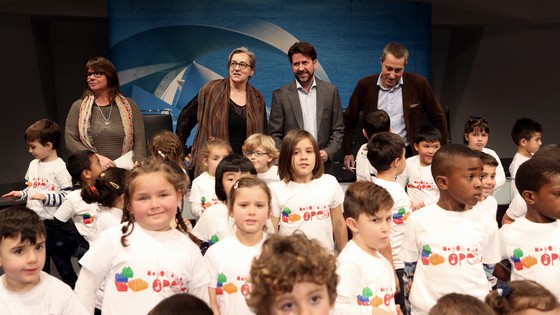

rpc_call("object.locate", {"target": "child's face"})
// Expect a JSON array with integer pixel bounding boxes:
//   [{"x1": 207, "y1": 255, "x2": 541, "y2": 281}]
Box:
[
  {"x1": 129, "y1": 171, "x2": 182, "y2": 231},
  {"x1": 26, "y1": 140, "x2": 52, "y2": 161},
  {"x1": 523, "y1": 132, "x2": 542, "y2": 154},
  {"x1": 481, "y1": 165, "x2": 497, "y2": 198},
  {"x1": 244, "y1": 146, "x2": 273, "y2": 173},
  {"x1": 441, "y1": 157, "x2": 483, "y2": 209},
  {"x1": 291, "y1": 138, "x2": 316, "y2": 183},
  {"x1": 270, "y1": 281, "x2": 332, "y2": 315},
  {"x1": 222, "y1": 172, "x2": 251, "y2": 199},
  {"x1": 87, "y1": 155, "x2": 103, "y2": 181},
  {"x1": 0, "y1": 234, "x2": 46, "y2": 292},
  {"x1": 414, "y1": 140, "x2": 441, "y2": 166},
  {"x1": 527, "y1": 173, "x2": 560, "y2": 222},
  {"x1": 465, "y1": 129, "x2": 488, "y2": 151},
  {"x1": 348, "y1": 208, "x2": 392, "y2": 256},
  {"x1": 204, "y1": 147, "x2": 230, "y2": 176},
  {"x1": 231, "y1": 186, "x2": 269, "y2": 236}
]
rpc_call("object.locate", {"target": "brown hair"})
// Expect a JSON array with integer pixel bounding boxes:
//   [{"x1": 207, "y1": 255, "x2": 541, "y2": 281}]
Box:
[
  {"x1": 242, "y1": 133, "x2": 279, "y2": 167},
  {"x1": 381, "y1": 42, "x2": 409, "y2": 64},
  {"x1": 277, "y1": 129, "x2": 323, "y2": 182},
  {"x1": 198, "y1": 138, "x2": 232, "y2": 172},
  {"x1": 227, "y1": 176, "x2": 271, "y2": 216},
  {"x1": 24, "y1": 118, "x2": 62, "y2": 148},
  {"x1": 485, "y1": 280, "x2": 560, "y2": 315},
  {"x1": 83, "y1": 56, "x2": 121, "y2": 103},
  {"x1": 247, "y1": 233, "x2": 337, "y2": 315},
  {"x1": 429, "y1": 293, "x2": 494, "y2": 315},
  {"x1": 150, "y1": 130, "x2": 184, "y2": 164},
  {"x1": 343, "y1": 181, "x2": 394, "y2": 220}
]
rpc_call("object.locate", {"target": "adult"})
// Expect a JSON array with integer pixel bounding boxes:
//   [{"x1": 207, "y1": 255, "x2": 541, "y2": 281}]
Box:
[
  {"x1": 342, "y1": 42, "x2": 448, "y2": 171},
  {"x1": 175, "y1": 47, "x2": 267, "y2": 173},
  {"x1": 65, "y1": 57, "x2": 146, "y2": 169},
  {"x1": 269, "y1": 41, "x2": 344, "y2": 163}
]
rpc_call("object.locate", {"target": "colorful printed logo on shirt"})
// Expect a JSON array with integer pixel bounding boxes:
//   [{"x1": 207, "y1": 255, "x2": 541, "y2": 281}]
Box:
[
  {"x1": 114, "y1": 266, "x2": 189, "y2": 293},
  {"x1": 421, "y1": 244, "x2": 483, "y2": 266},
  {"x1": 420, "y1": 245, "x2": 445, "y2": 266},
  {"x1": 392, "y1": 207, "x2": 409, "y2": 225},
  {"x1": 407, "y1": 180, "x2": 437, "y2": 191},
  {"x1": 356, "y1": 286, "x2": 395, "y2": 307},
  {"x1": 28, "y1": 178, "x2": 56, "y2": 191},
  {"x1": 281, "y1": 207, "x2": 300, "y2": 223},
  {"x1": 510, "y1": 248, "x2": 538, "y2": 271},
  {"x1": 201, "y1": 196, "x2": 221, "y2": 210},
  {"x1": 82, "y1": 213, "x2": 95, "y2": 224},
  {"x1": 209, "y1": 234, "x2": 219, "y2": 245},
  {"x1": 281, "y1": 205, "x2": 331, "y2": 223},
  {"x1": 215, "y1": 273, "x2": 251, "y2": 296}
]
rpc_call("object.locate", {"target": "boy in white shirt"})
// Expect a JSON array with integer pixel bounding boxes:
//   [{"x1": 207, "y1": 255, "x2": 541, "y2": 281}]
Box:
[
  {"x1": 473, "y1": 152, "x2": 498, "y2": 222},
  {"x1": 334, "y1": 181, "x2": 398, "y2": 315},
  {"x1": 355, "y1": 110, "x2": 390, "y2": 182},
  {"x1": 0, "y1": 206, "x2": 88, "y2": 315},
  {"x1": 509, "y1": 117, "x2": 542, "y2": 199},
  {"x1": 242, "y1": 133, "x2": 280, "y2": 184}
]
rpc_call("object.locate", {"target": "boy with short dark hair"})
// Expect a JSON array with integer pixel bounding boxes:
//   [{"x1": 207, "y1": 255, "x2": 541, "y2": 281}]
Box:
[
  {"x1": 367, "y1": 131, "x2": 410, "y2": 314},
  {"x1": 2, "y1": 119, "x2": 75, "y2": 285},
  {"x1": 334, "y1": 181, "x2": 398, "y2": 315},
  {"x1": 355, "y1": 110, "x2": 390, "y2": 182},
  {"x1": 401, "y1": 144, "x2": 501, "y2": 314},
  {"x1": 473, "y1": 152, "x2": 499, "y2": 222},
  {"x1": 499, "y1": 157, "x2": 560, "y2": 300},
  {"x1": 0, "y1": 206, "x2": 88, "y2": 314},
  {"x1": 509, "y1": 117, "x2": 543, "y2": 198},
  {"x1": 397, "y1": 125, "x2": 442, "y2": 210}
]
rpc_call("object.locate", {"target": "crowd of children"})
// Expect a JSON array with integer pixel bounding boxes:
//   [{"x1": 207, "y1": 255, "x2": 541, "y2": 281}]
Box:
[{"x1": 0, "y1": 113, "x2": 558, "y2": 315}]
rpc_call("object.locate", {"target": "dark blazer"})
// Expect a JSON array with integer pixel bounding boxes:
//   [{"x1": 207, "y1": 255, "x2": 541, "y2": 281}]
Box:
[
  {"x1": 269, "y1": 78, "x2": 344, "y2": 160},
  {"x1": 342, "y1": 72, "x2": 448, "y2": 155}
]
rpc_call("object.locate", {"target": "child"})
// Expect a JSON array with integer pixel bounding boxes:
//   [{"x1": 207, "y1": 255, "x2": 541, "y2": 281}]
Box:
[
  {"x1": 367, "y1": 131, "x2": 411, "y2": 314},
  {"x1": 189, "y1": 138, "x2": 232, "y2": 218},
  {"x1": 397, "y1": 125, "x2": 442, "y2": 210},
  {"x1": 463, "y1": 116, "x2": 506, "y2": 190},
  {"x1": 247, "y1": 233, "x2": 338, "y2": 315},
  {"x1": 205, "y1": 176, "x2": 271, "y2": 315},
  {"x1": 498, "y1": 157, "x2": 560, "y2": 299},
  {"x1": 150, "y1": 130, "x2": 188, "y2": 177},
  {"x1": 473, "y1": 152, "x2": 499, "y2": 222},
  {"x1": 54, "y1": 150, "x2": 103, "y2": 256},
  {"x1": 401, "y1": 144, "x2": 501, "y2": 315},
  {"x1": 355, "y1": 109, "x2": 390, "y2": 182},
  {"x1": 191, "y1": 154, "x2": 257, "y2": 246},
  {"x1": 0, "y1": 206, "x2": 88, "y2": 314},
  {"x1": 270, "y1": 129, "x2": 348, "y2": 252},
  {"x1": 428, "y1": 293, "x2": 494, "y2": 315},
  {"x1": 242, "y1": 133, "x2": 280, "y2": 184},
  {"x1": 148, "y1": 293, "x2": 212, "y2": 315},
  {"x1": 2, "y1": 119, "x2": 74, "y2": 284},
  {"x1": 334, "y1": 181, "x2": 398, "y2": 315},
  {"x1": 74, "y1": 159, "x2": 210, "y2": 314},
  {"x1": 485, "y1": 280, "x2": 560, "y2": 314},
  {"x1": 82, "y1": 167, "x2": 128, "y2": 244},
  {"x1": 509, "y1": 117, "x2": 543, "y2": 198}
]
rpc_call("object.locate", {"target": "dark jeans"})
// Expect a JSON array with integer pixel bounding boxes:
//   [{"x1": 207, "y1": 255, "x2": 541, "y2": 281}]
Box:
[
  {"x1": 396, "y1": 268, "x2": 408, "y2": 315},
  {"x1": 43, "y1": 219, "x2": 78, "y2": 288}
]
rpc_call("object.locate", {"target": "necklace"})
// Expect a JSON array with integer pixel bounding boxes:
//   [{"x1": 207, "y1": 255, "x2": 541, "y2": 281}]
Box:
[{"x1": 96, "y1": 104, "x2": 113, "y2": 126}]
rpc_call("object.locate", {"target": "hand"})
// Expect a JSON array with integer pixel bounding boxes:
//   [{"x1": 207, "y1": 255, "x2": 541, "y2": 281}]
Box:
[
  {"x1": 29, "y1": 193, "x2": 46, "y2": 201},
  {"x1": 405, "y1": 279, "x2": 413, "y2": 295},
  {"x1": 2, "y1": 191, "x2": 22, "y2": 200},
  {"x1": 319, "y1": 150, "x2": 329, "y2": 163},
  {"x1": 96, "y1": 153, "x2": 116, "y2": 170},
  {"x1": 184, "y1": 153, "x2": 192, "y2": 165},
  {"x1": 372, "y1": 308, "x2": 393, "y2": 315},
  {"x1": 343, "y1": 155, "x2": 355, "y2": 172}
]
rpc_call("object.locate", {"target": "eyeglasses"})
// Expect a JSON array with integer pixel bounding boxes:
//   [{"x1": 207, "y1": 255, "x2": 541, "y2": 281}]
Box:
[
  {"x1": 243, "y1": 150, "x2": 267, "y2": 157},
  {"x1": 229, "y1": 62, "x2": 251, "y2": 70},
  {"x1": 86, "y1": 72, "x2": 103, "y2": 78},
  {"x1": 467, "y1": 116, "x2": 487, "y2": 124}
]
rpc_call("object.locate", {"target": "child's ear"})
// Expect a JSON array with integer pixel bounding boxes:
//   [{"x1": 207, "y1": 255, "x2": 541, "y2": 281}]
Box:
[
  {"x1": 345, "y1": 217, "x2": 359, "y2": 233},
  {"x1": 464, "y1": 133, "x2": 469, "y2": 143},
  {"x1": 46, "y1": 142, "x2": 54, "y2": 150},
  {"x1": 435, "y1": 175, "x2": 448, "y2": 191},
  {"x1": 413, "y1": 143, "x2": 420, "y2": 152},
  {"x1": 521, "y1": 190, "x2": 536, "y2": 205},
  {"x1": 82, "y1": 169, "x2": 92, "y2": 180},
  {"x1": 520, "y1": 138, "x2": 528, "y2": 147},
  {"x1": 362, "y1": 129, "x2": 368, "y2": 140}
]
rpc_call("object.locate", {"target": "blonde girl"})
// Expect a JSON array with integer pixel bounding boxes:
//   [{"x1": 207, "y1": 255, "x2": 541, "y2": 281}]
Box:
[
  {"x1": 75, "y1": 159, "x2": 210, "y2": 314},
  {"x1": 270, "y1": 129, "x2": 347, "y2": 252},
  {"x1": 205, "y1": 176, "x2": 271, "y2": 315},
  {"x1": 190, "y1": 138, "x2": 232, "y2": 218},
  {"x1": 242, "y1": 133, "x2": 280, "y2": 184}
]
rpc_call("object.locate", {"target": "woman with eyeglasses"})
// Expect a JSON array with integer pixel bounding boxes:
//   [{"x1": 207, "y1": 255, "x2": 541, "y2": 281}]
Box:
[
  {"x1": 176, "y1": 47, "x2": 267, "y2": 177},
  {"x1": 65, "y1": 57, "x2": 146, "y2": 169}
]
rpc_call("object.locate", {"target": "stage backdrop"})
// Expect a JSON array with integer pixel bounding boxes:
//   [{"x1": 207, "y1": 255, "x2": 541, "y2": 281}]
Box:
[{"x1": 109, "y1": 0, "x2": 431, "y2": 146}]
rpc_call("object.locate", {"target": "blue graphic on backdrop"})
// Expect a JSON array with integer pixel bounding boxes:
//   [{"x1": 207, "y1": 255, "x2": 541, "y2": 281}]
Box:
[{"x1": 109, "y1": 0, "x2": 431, "y2": 146}]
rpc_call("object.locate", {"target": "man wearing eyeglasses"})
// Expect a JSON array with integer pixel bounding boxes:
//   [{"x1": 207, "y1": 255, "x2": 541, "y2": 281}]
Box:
[
  {"x1": 342, "y1": 42, "x2": 449, "y2": 171},
  {"x1": 269, "y1": 42, "x2": 344, "y2": 163}
]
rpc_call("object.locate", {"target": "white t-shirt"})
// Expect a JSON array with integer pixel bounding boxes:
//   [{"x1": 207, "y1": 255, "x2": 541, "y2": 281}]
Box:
[
  {"x1": 0, "y1": 272, "x2": 88, "y2": 315},
  {"x1": 499, "y1": 217, "x2": 560, "y2": 300},
  {"x1": 79, "y1": 223, "x2": 210, "y2": 314},
  {"x1": 257, "y1": 165, "x2": 281, "y2": 184},
  {"x1": 24, "y1": 158, "x2": 72, "y2": 220},
  {"x1": 191, "y1": 203, "x2": 234, "y2": 243},
  {"x1": 270, "y1": 175, "x2": 344, "y2": 251},
  {"x1": 88, "y1": 205, "x2": 123, "y2": 244},
  {"x1": 396, "y1": 155, "x2": 439, "y2": 208},
  {"x1": 505, "y1": 193, "x2": 527, "y2": 220},
  {"x1": 400, "y1": 205, "x2": 501, "y2": 315},
  {"x1": 55, "y1": 189, "x2": 98, "y2": 242},
  {"x1": 509, "y1": 152, "x2": 531, "y2": 199},
  {"x1": 372, "y1": 177, "x2": 412, "y2": 269},
  {"x1": 481, "y1": 147, "x2": 506, "y2": 191},
  {"x1": 189, "y1": 171, "x2": 222, "y2": 218},
  {"x1": 205, "y1": 235, "x2": 266, "y2": 315},
  {"x1": 356, "y1": 143, "x2": 377, "y2": 182},
  {"x1": 334, "y1": 240, "x2": 398, "y2": 315},
  {"x1": 473, "y1": 195, "x2": 498, "y2": 223}
]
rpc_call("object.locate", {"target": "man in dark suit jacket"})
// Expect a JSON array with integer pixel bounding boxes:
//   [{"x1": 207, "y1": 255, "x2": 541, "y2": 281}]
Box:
[
  {"x1": 269, "y1": 42, "x2": 344, "y2": 163},
  {"x1": 342, "y1": 42, "x2": 449, "y2": 171}
]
